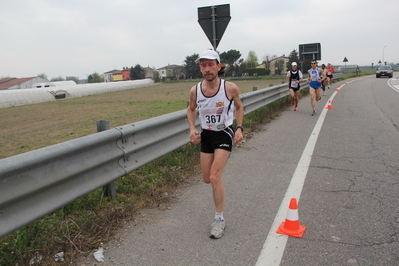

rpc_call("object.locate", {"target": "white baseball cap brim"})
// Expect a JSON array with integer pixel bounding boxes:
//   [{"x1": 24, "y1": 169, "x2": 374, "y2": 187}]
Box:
[{"x1": 196, "y1": 50, "x2": 220, "y2": 63}]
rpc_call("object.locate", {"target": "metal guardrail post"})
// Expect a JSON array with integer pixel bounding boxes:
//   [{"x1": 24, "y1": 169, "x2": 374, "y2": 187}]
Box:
[{"x1": 97, "y1": 120, "x2": 116, "y2": 199}]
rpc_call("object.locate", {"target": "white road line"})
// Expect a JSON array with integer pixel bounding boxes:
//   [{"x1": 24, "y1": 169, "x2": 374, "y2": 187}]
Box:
[
  {"x1": 388, "y1": 76, "x2": 399, "y2": 93},
  {"x1": 255, "y1": 83, "x2": 346, "y2": 266}
]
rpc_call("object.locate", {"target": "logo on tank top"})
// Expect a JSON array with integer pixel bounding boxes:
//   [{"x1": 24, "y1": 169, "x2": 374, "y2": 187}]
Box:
[{"x1": 216, "y1": 107, "x2": 224, "y2": 114}]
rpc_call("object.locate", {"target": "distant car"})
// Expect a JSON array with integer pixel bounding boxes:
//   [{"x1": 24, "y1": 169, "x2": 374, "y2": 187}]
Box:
[{"x1": 376, "y1": 65, "x2": 393, "y2": 78}]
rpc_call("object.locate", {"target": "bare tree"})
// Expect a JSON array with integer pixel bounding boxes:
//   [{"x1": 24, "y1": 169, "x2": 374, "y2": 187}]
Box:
[
  {"x1": 51, "y1": 76, "x2": 65, "y2": 82},
  {"x1": 66, "y1": 76, "x2": 79, "y2": 83},
  {"x1": 275, "y1": 59, "x2": 285, "y2": 75},
  {"x1": 37, "y1": 73, "x2": 48, "y2": 80}
]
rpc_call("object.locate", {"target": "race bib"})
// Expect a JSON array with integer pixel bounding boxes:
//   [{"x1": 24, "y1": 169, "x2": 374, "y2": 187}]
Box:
[
  {"x1": 310, "y1": 71, "x2": 319, "y2": 81},
  {"x1": 199, "y1": 106, "x2": 227, "y2": 130}
]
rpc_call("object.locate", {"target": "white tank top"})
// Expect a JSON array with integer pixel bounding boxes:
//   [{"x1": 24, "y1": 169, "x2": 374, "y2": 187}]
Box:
[{"x1": 196, "y1": 79, "x2": 234, "y2": 131}]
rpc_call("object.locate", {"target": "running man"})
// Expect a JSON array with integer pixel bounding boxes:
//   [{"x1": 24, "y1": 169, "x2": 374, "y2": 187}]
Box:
[
  {"x1": 306, "y1": 60, "x2": 325, "y2": 116},
  {"x1": 326, "y1": 63, "x2": 335, "y2": 89},
  {"x1": 320, "y1": 64, "x2": 327, "y2": 96},
  {"x1": 187, "y1": 50, "x2": 244, "y2": 239},
  {"x1": 355, "y1": 65, "x2": 360, "y2": 76},
  {"x1": 286, "y1": 62, "x2": 303, "y2": 111}
]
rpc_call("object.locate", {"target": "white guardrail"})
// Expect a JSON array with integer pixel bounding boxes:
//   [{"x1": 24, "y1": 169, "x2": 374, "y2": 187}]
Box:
[{"x1": 0, "y1": 74, "x2": 343, "y2": 238}]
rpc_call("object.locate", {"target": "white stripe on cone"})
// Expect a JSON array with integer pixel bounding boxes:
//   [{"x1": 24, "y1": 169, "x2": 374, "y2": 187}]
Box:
[{"x1": 286, "y1": 208, "x2": 299, "y2": 221}]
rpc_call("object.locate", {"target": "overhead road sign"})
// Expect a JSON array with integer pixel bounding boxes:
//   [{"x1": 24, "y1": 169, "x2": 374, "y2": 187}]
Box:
[{"x1": 299, "y1": 43, "x2": 321, "y2": 61}]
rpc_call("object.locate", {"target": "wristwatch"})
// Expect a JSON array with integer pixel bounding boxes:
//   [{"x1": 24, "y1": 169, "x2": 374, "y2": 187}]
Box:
[{"x1": 236, "y1": 126, "x2": 244, "y2": 132}]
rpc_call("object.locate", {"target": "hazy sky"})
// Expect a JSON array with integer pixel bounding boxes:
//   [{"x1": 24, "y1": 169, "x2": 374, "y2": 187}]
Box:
[{"x1": 1, "y1": 0, "x2": 398, "y2": 80}]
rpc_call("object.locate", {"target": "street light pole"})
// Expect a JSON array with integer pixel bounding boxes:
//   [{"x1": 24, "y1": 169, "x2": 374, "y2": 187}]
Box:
[{"x1": 383, "y1": 45, "x2": 387, "y2": 65}]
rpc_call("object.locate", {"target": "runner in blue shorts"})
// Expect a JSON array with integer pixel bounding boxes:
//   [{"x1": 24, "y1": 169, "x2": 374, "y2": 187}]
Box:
[{"x1": 306, "y1": 60, "x2": 326, "y2": 116}]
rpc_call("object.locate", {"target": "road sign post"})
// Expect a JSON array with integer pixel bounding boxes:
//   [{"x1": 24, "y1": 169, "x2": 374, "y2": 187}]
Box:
[
  {"x1": 343, "y1": 57, "x2": 348, "y2": 72},
  {"x1": 198, "y1": 4, "x2": 231, "y2": 50}
]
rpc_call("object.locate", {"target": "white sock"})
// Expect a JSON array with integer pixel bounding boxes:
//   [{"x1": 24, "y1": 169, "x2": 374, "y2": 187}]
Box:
[{"x1": 215, "y1": 212, "x2": 224, "y2": 221}]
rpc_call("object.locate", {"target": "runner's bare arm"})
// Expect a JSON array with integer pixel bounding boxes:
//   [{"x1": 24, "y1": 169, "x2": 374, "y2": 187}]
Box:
[
  {"x1": 226, "y1": 82, "x2": 244, "y2": 143},
  {"x1": 187, "y1": 86, "x2": 200, "y2": 144}
]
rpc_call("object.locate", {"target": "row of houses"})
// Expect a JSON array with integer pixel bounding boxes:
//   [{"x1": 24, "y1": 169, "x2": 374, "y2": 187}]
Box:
[
  {"x1": 0, "y1": 64, "x2": 184, "y2": 90},
  {"x1": 104, "y1": 57, "x2": 295, "y2": 82},
  {"x1": 103, "y1": 65, "x2": 185, "y2": 82},
  {"x1": 0, "y1": 77, "x2": 49, "y2": 90},
  {"x1": 4, "y1": 56, "x2": 343, "y2": 90},
  {"x1": 101, "y1": 56, "x2": 307, "y2": 83}
]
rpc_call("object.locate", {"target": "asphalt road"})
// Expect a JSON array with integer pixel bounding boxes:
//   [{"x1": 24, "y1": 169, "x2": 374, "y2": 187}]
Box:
[{"x1": 77, "y1": 74, "x2": 399, "y2": 266}]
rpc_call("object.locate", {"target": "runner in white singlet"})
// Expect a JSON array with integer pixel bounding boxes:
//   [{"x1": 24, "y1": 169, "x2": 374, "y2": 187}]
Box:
[{"x1": 187, "y1": 50, "x2": 244, "y2": 239}]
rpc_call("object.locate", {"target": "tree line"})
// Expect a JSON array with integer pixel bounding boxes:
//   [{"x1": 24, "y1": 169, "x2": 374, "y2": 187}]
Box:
[
  {"x1": 37, "y1": 48, "x2": 310, "y2": 83},
  {"x1": 183, "y1": 48, "x2": 307, "y2": 79}
]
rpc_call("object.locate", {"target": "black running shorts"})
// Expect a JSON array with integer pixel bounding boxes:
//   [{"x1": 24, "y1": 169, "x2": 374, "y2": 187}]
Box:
[
  {"x1": 289, "y1": 85, "x2": 300, "y2": 92},
  {"x1": 200, "y1": 126, "x2": 234, "y2": 153}
]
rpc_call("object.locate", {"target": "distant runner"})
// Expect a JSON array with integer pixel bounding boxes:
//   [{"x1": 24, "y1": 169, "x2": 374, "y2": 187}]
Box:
[
  {"x1": 307, "y1": 60, "x2": 325, "y2": 116},
  {"x1": 326, "y1": 63, "x2": 335, "y2": 89},
  {"x1": 286, "y1": 62, "x2": 303, "y2": 111},
  {"x1": 320, "y1": 64, "x2": 327, "y2": 96}
]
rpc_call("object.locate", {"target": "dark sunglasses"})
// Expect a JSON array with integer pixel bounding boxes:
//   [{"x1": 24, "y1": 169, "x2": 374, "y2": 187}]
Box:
[{"x1": 311, "y1": 63, "x2": 316, "y2": 64}]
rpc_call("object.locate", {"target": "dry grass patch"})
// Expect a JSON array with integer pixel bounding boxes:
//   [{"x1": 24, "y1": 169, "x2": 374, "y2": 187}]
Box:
[{"x1": 0, "y1": 78, "x2": 284, "y2": 159}]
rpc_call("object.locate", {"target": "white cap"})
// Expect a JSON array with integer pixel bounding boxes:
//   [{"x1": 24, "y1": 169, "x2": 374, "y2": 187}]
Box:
[
  {"x1": 196, "y1": 50, "x2": 220, "y2": 63},
  {"x1": 291, "y1": 62, "x2": 297, "y2": 66}
]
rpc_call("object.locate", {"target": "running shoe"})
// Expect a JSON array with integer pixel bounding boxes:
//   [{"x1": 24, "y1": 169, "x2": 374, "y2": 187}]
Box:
[
  {"x1": 311, "y1": 110, "x2": 317, "y2": 116},
  {"x1": 210, "y1": 219, "x2": 225, "y2": 239},
  {"x1": 291, "y1": 99, "x2": 295, "y2": 105},
  {"x1": 328, "y1": 86, "x2": 330, "y2": 89},
  {"x1": 294, "y1": 107, "x2": 298, "y2": 111}
]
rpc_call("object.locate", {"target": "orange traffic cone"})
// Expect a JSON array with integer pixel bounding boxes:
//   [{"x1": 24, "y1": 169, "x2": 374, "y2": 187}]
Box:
[
  {"x1": 276, "y1": 198, "x2": 306, "y2": 238},
  {"x1": 326, "y1": 100, "x2": 334, "y2": 109}
]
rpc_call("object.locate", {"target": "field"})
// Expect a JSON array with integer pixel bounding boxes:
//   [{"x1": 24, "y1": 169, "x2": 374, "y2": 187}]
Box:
[{"x1": 0, "y1": 78, "x2": 285, "y2": 159}]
